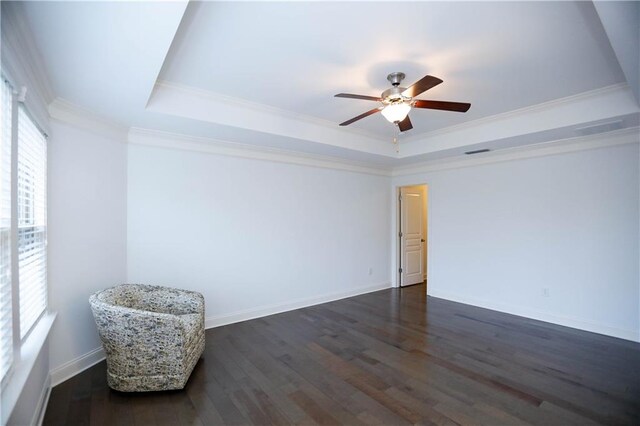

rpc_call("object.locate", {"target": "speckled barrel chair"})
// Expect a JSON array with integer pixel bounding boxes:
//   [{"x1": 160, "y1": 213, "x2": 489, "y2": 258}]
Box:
[{"x1": 89, "y1": 284, "x2": 205, "y2": 392}]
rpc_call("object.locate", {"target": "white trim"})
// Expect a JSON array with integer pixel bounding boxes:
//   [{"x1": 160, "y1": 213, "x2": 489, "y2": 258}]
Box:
[
  {"x1": 48, "y1": 98, "x2": 129, "y2": 142},
  {"x1": 49, "y1": 282, "x2": 391, "y2": 387},
  {"x1": 428, "y1": 290, "x2": 639, "y2": 342},
  {"x1": 402, "y1": 83, "x2": 631, "y2": 144},
  {"x1": 128, "y1": 126, "x2": 640, "y2": 179},
  {"x1": 148, "y1": 80, "x2": 394, "y2": 157},
  {"x1": 1, "y1": 313, "x2": 56, "y2": 425},
  {"x1": 205, "y1": 282, "x2": 391, "y2": 329},
  {"x1": 49, "y1": 346, "x2": 105, "y2": 388},
  {"x1": 152, "y1": 82, "x2": 637, "y2": 154},
  {"x1": 154, "y1": 80, "x2": 388, "y2": 143},
  {"x1": 398, "y1": 84, "x2": 639, "y2": 159},
  {"x1": 392, "y1": 127, "x2": 640, "y2": 177},
  {"x1": 31, "y1": 374, "x2": 51, "y2": 426},
  {"x1": 128, "y1": 127, "x2": 393, "y2": 177},
  {"x1": 46, "y1": 98, "x2": 638, "y2": 178}
]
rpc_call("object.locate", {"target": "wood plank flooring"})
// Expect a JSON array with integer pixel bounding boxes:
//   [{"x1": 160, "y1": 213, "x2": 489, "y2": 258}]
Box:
[{"x1": 43, "y1": 284, "x2": 640, "y2": 425}]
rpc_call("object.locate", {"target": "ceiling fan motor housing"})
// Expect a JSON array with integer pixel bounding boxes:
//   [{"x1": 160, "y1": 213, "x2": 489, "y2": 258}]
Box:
[
  {"x1": 381, "y1": 86, "x2": 410, "y2": 105},
  {"x1": 383, "y1": 72, "x2": 411, "y2": 105}
]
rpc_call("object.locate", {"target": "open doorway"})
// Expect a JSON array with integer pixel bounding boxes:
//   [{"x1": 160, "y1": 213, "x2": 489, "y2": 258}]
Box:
[{"x1": 397, "y1": 184, "x2": 428, "y2": 288}]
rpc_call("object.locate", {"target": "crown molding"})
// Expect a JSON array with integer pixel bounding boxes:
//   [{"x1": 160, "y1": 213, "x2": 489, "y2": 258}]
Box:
[
  {"x1": 49, "y1": 96, "x2": 392, "y2": 176},
  {"x1": 402, "y1": 83, "x2": 633, "y2": 145},
  {"x1": 128, "y1": 127, "x2": 392, "y2": 177},
  {"x1": 48, "y1": 98, "x2": 129, "y2": 141},
  {"x1": 155, "y1": 80, "x2": 635, "y2": 151},
  {"x1": 46, "y1": 97, "x2": 638, "y2": 179},
  {"x1": 154, "y1": 80, "x2": 389, "y2": 143},
  {"x1": 153, "y1": 80, "x2": 639, "y2": 161},
  {"x1": 128, "y1": 125, "x2": 639, "y2": 179},
  {"x1": 392, "y1": 126, "x2": 640, "y2": 177}
]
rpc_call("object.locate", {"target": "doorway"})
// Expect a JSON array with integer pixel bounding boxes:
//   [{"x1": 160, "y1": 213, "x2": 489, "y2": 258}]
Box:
[{"x1": 397, "y1": 184, "x2": 428, "y2": 288}]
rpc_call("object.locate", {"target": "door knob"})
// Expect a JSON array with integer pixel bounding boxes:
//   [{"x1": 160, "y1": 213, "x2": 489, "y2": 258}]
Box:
[{"x1": 421, "y1": 239, "x2": 425, "y2": 242}]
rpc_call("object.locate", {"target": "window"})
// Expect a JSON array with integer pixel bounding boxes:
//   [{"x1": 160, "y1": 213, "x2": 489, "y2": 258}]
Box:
[
  {"x1": 17, "y1": 106, "x2": 47, "y2": 337},
  {"x1": 0, "y1": 75, "x2": 48, "y2": 385}
]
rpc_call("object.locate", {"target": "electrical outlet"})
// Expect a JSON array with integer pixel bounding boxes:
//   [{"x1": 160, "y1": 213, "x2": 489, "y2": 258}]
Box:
[
  {"x1": 542, "y1": 288, "x2": 550, "y2": 297},
  {"x1": 368, "y1": 267, "x2": 373, "y2": 276}
]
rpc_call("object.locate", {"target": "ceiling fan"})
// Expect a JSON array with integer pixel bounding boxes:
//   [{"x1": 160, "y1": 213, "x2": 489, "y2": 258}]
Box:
[{"x1": 335, "y1": 72, "x2": 471, "y2": 132}]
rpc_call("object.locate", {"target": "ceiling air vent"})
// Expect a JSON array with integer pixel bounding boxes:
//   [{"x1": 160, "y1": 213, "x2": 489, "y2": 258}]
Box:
[
  {"x1": 574, "y1": 120, "x2": 623, "y2": 137},
  {"x1": 465, "y1": 148, "x2": 490, "y2": 155}
]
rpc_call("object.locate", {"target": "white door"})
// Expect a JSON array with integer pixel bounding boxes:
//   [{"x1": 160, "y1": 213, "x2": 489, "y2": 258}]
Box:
[{"x1": 400, "y1": 187, "x2": 424, "y2": 286}]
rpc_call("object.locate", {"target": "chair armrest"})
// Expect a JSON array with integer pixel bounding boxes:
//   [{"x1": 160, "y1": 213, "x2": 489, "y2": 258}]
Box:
[{"x1": 90, "y1": 301, "x2": 188, "y2": 374}]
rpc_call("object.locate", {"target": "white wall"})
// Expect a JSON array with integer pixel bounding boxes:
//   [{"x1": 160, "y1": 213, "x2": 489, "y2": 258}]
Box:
[
  {"x1": 126, "y1": 144, "x2": 391, "y2": 324},
  {"x1": 48, "y1": 120, "x2": 127, "y2": 379},
  {"x1": 43, "y1": 126, "x2": 640, "y2": 388},
  {"x1": 393, "y1": 142, "x2": 640, "y2": 341}
]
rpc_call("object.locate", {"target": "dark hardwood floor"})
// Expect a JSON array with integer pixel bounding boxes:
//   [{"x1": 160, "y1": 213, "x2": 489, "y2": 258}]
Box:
[{"x1": 44, "y1": 284, "x2": 640, "y2": 425}]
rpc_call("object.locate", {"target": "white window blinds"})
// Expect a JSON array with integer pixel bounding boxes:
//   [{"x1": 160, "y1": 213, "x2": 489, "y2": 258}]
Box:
[
  {"x1": 17, "y1": 106, "x2": 46, "y2": 338},
  {"x1": 0, "y1": 79, "x2": 12, "y2": 380}
]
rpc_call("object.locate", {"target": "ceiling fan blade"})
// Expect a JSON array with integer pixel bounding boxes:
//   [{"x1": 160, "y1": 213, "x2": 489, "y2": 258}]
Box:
[
  {"x1": 339, "y1": 107, "x2": 383, "y2": 126},
  {"x1": 413, "y1": 99, "x2": 471, "y2": 112},
  {"x1": 402, "y1": 75, "x2": 443, "y2": 98},
  {"x1": 398, "y1": 116, "x2": 413, "y2": 132},
  {"x1": 335, "y1": 93, "x2": 382, "y2": 102}
]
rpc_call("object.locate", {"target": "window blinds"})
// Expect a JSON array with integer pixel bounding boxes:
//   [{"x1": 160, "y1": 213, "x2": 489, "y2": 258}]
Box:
[
  {"x1": 17, "y1": 106, "x2": 46, "y2": 338},
  {"x1": 0, "y1": 79, "x2": 12, "y2": 381}
]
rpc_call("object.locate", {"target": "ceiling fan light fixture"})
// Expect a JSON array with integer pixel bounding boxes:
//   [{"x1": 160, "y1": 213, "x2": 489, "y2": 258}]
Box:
[{"x1": 381, "y1": 102, "x2": 411, "y2": 123}]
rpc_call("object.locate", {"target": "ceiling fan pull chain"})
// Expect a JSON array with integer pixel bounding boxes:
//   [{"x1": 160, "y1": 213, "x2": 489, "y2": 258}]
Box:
[{"x1": 393, "y1": 127, "x2": 400, "y2": 153}]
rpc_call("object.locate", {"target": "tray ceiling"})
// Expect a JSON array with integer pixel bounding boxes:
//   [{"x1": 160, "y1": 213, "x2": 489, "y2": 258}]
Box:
[{"x1": 11, "y1": 1, "x2": 639, "y2": 167}]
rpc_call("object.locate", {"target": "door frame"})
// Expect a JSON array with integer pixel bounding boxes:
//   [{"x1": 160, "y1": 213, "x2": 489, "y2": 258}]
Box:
[{"x1": 393, "y1": 183, "x2": 430, "y2": 289}]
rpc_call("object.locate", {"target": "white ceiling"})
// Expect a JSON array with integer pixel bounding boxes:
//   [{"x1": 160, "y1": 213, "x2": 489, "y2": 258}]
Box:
[
  {"x1": 11, "y1": 1, "x2": 640, "y2": 167},
  {"x1": 16, "y1": 0, "x2": 188, "y2": 127},
  {"x1": 159, "y1": 1, "x2": 624, "y2": 137}
]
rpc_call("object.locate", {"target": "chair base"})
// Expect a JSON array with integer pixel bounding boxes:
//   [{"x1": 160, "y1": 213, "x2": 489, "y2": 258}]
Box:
[
  {"x1": 106, "y1": 335, "x2": 204, "y2": 392},
  {"x1": 107, "y1": 358, "x2": 201, "y2": 392}
]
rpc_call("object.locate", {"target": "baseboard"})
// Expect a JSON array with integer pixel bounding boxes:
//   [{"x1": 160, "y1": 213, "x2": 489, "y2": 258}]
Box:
[
  {"x1": 31, "y1": 374, "x2": 51, "y2": 426},
  {"x1": 50, "y1": 282, "x2": 391, "y2": 387},
  {"x1": 50, "y1": 346, "x2": 105, "y2": 387},
  {"x1": 428, "y1": 289, "x2": 639, "y2": 342},
  {"x1": 205, "y1": 282, "x2": 391, "y2": 329}
]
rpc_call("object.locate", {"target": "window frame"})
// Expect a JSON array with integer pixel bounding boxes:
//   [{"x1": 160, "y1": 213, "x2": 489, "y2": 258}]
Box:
[
  {"x1": 0, "y1": 73, "x2": 49, "y2": 390},
  {"x1": 0, "y1": 77, "x2": 15, "y2": 387}
]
